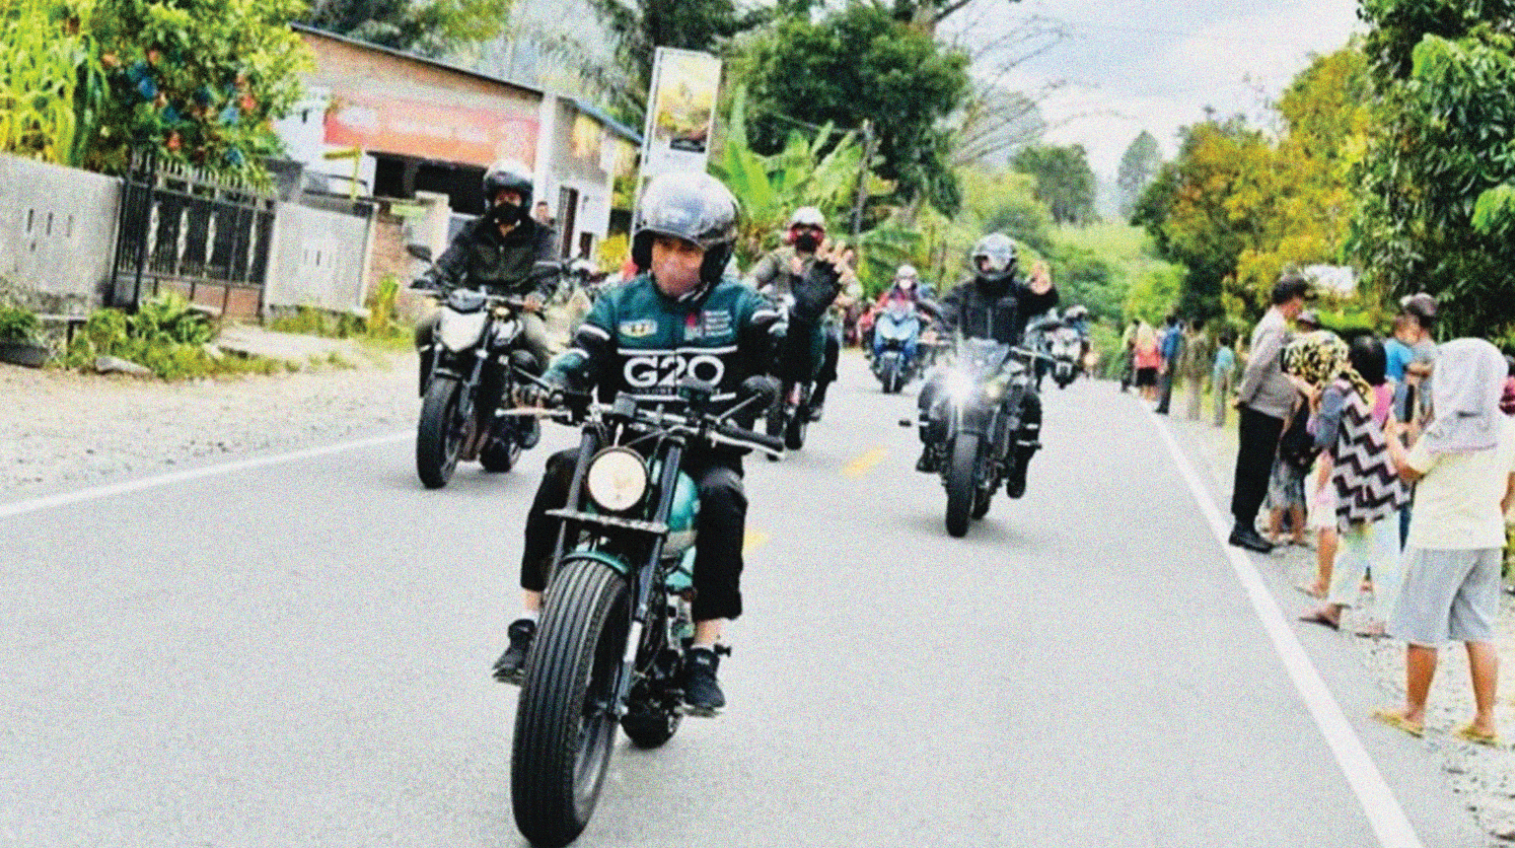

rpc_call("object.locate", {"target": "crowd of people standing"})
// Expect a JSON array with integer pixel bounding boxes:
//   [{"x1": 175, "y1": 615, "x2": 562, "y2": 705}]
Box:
[{"x1": 1117, "y1": 278, "x2": 1511, "y2": 747}]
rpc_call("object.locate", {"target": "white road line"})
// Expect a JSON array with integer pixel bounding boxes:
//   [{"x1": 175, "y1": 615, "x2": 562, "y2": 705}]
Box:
[
  {"x1": 0, "y1": 431, "x2": 411, "y2": 521},
  {"x1": 1148, "y1": 410, "x2": 1423, "y2": 848}
]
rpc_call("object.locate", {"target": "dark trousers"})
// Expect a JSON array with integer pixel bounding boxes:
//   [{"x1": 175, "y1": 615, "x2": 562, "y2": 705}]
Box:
[
  {"x1": 1231, "y1": 405, "x2": 1284, "y2": 528},
  {"x1": 521, "y1": 448, "x2": 748, "y2": 621}
]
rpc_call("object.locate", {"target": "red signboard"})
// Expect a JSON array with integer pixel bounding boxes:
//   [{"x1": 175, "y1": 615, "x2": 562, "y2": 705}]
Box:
[{"x1": 325, "y1": 91, "x2": 539, "y2": 167}]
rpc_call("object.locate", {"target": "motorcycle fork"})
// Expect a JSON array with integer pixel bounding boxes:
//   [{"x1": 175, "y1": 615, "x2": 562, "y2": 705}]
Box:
[{"x1": 609, "y1": 441, "x2": 685, "y2": 714}]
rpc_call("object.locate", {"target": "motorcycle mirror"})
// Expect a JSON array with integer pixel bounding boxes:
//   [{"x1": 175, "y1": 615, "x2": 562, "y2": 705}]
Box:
[{"x1": 898, "y1": 418, "x2": 914, "y2": 428}]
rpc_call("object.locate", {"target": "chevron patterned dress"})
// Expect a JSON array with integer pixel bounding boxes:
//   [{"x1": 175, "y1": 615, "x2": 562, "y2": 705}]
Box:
[{"x1": 1327, "y1": 378, "x2": 1407, "y2": 533}]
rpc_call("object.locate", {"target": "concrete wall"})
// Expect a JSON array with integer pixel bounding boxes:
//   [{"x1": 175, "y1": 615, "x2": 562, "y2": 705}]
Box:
[
  {"x1": 264, "y1": 202, "x2": 375, "y2": 315},
  {"x1": 0, "y1": 154, "x2": 121, "y2": 314}
]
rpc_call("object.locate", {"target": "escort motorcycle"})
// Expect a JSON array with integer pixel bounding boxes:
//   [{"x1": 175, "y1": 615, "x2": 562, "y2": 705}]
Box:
[
  {"x1": 1026, "y1": 313, "x2": 1085, "y2": 390},
  {"x1": 412, "y1": 258, "x2": 562, "y2": 488},
  {"x1": 870, "y1": 299, "x2": 926, "y2": 393},
  {"x1": 507, "y1": 378, "x2": 781, "y2": 847},
  {"x1": 763, "y1": 294, "x2": 823, "y2": 452},
  {"x1": 922, "y1": 338, "x2": 1063, "y2": 538}
]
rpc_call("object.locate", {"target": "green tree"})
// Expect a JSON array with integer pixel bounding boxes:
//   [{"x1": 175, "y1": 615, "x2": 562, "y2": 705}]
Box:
[
  {"x1": 1011, "y1": 143, "x2": 1096, "y2": 226},
  {"x1": 1, "y1": 0, "x2": 106, "y2": 166},
  {"x1": 1131, "y1": 117, "x2": 1273, "y2": 319},
  {"x1": 1353, "y1": 0, "x2": 1515, "y2": 337},
  {"x1": 1115, "y1": 130, "x2": 1160, "y2": 220},
  {"x1": 740, "y1": 3, "x2": 971, "y2": 213},
  {"x1": 303, "y1": 0, "x2": 515, "y2": 57},
  {"x1": 85, "y1": 0, "x2": 309, "y2": 180}
]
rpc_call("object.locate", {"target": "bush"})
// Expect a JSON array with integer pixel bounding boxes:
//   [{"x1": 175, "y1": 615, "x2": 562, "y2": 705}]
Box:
[
  {"x1": 61, "y1": 292, "x2": 282, "y2": 379},
  {"x1": 0, "y1": 304, "x2": 42, "y2": 342}
]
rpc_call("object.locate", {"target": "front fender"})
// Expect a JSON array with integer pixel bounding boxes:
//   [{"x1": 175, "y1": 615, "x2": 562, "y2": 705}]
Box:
[{"x1": 556, "y1": 549, "x2": 632, "y2": 578}]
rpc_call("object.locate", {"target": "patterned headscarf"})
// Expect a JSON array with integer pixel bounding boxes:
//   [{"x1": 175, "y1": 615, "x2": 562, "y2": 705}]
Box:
[{"x1": 1283, "y1": 330, "x2": 1372, "y2": 404}]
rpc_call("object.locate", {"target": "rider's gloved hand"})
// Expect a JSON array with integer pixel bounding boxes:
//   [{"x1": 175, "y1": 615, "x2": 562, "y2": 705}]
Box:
[
  {"x1": 410, "y1": 276, "x2": 440, "y2": 292},
  {"x1": 517, "y1": 379, "x2": 564, "y2": 409},
  {"x1": 791, "y1": 238, "x2": 854, "y2": 325}
]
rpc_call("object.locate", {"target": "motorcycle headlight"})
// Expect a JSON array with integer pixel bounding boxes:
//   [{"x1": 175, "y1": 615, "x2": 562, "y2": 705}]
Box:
[
  {"x1": 585, "y1": 448, "x2": 648, "y2": 513},
  {"x1": 945, "y1": 371, "x2": 975, "y2": 403},
  {"x1": 438, "y1": 310, "x2": 488, "y2": 351}
]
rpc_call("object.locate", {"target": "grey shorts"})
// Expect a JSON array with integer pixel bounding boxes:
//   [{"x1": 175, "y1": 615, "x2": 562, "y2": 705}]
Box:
[{"x1": 1387, "y1": 547, "x2": 1503, "y2": 646}]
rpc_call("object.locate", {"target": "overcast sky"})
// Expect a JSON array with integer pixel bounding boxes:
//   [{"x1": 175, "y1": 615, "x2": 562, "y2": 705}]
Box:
[{"x1": 943, "y1": 0, "x2": 1364, "y2": 178}]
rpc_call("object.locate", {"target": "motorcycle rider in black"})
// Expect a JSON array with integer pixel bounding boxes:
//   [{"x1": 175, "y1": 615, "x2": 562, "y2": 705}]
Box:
[
  {"x1": 744, "y1": 206, "x2": 858, "y2": 421},
  {"x1": 491, "y1": 173, "x2": 848, "y2": 712},
  {"x1": 412, "y1": 160, "x2": 558, "y2": 453},
  {"x1": 915, "y1": 233, "x2": 1058, "y2": 497}
]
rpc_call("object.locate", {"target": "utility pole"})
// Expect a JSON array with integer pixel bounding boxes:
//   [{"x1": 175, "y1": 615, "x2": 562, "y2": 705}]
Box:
[{"x1": 851, "y1": 120, "x2": 874, "y2": 242}]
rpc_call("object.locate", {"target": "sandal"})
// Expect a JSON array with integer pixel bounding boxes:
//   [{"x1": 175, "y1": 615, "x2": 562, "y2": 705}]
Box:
[
  {"x1": 1371, "y1": 708, "x2": 1424, "y2": 738},
  {"x1": 1454, "y1": 724, "x2": 1502, "y2": 748}
]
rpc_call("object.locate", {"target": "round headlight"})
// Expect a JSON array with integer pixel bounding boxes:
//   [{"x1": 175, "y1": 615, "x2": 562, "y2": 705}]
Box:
[{"x1": 585, "y1": 448, "x2": 649, "y2": 513}]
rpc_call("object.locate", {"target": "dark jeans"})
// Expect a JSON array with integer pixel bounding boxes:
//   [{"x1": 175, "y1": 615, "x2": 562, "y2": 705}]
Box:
[
  {"x1": 520, "y1": 448, "x2": 748, "y2": 621},
  {"x1": 1231, "y1": 405, "x2": 1285, "y2": 528}
]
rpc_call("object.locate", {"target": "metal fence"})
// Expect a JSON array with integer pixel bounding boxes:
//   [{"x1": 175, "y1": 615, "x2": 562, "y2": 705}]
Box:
[{"x1": 110, "y1": 151, "x2": 277, "y2": 319}]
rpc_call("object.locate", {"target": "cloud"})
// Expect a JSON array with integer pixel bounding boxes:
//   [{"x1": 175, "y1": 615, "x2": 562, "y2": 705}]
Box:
[{"x1": 949, "y1": 0, "x2": 1361, "y2": 177}]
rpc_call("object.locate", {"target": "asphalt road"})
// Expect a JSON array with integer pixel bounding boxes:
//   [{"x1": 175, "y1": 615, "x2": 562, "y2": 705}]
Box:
[{"x1": 0, "y1": 353, "x2": 1491, "y2": 847}]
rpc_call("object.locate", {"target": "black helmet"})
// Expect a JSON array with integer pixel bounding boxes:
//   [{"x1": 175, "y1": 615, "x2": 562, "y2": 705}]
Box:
[
  {"x1": 482, "y1": 158, "x2": 533, "y2": 223},
  {"x1": 970, "y1": 233, "x2": 1018, "y2": 286},
  {"x1": 631, "y1": 172, "x2": 740, "y2": 284}
]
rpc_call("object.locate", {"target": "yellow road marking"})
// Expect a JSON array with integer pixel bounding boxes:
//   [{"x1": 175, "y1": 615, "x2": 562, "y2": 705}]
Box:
[
  {"x1": 842, "y1": 447, "x2": 888, "y2": 478},
  {"x1": 743, "y1": 530, "x2": 771, "y2": 555}
]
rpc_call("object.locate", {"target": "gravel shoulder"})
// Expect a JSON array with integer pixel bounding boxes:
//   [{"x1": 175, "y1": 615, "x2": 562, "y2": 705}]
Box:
[{"x1": 0, "y1": 351, "x2": 419, "y2": 500}]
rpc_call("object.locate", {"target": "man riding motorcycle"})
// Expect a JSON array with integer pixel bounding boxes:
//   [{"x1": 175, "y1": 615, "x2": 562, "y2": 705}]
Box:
[
  {"x1": 412, "y1": 159, "x2": 558, "y2": 452},
  {"x1": 915, "y1": 233, "x2": 1058, "y2": 497},
  {"x1": 744, "y1": 206, "x2": 857, "y2": 421},
  {"x1": 870, "y1": 263, "x2": 940, "y2": 361},
  {"x1": 492, "y1": 173, "x2": 848, "y2": 712}
]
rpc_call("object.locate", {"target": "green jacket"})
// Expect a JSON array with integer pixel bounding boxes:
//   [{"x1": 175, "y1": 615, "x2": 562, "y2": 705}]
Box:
[{"x1": 547, "y1": 273, "x2": 782, "y2": 406}]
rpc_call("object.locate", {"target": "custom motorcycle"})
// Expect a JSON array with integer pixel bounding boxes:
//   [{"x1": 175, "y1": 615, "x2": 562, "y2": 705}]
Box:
[
  {"x1": 413, "y1": 258, "x2": 561, "y2": 488},
  {"x1": 508, "y1": 378, "x2": 781, "y2": 847},
  {"x1": 870, "y1": 300, "x2": 925, "y2": 394}
]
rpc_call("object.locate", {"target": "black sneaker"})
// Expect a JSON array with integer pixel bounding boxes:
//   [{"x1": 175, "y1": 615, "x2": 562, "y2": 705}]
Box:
[
  {"x1": 682, "y1": 646, "x2": 727, "y2": 715},
  {"x1": 1228, "y1": 524, "x2": 1274, "y2": 554},
  {"x1": 1005, "y1": 467, "x2": 1027, "y2": 499},
  {"x1": 491, "y1": 619, "x2": 536, "y2": 684},
  {"x1": 519, "y1": 418, "x2": 541, "y2": 450},
  {"x1": 915, "y1": 446, "x2": 940, "y2": 473}
]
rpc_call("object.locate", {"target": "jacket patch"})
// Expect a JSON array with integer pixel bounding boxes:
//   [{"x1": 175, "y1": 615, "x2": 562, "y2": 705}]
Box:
[{"x1": 619, "y1": 319, "x2": 659, "y2": 339}]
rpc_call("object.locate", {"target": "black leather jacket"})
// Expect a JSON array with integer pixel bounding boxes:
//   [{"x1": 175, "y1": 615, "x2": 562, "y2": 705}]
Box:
[
  {"x1": 938, "y1": 275, "x2": 1059, "y2": 346},
  {"x1": 420, "y1": 216, "x2": 557, "y2": 298}
]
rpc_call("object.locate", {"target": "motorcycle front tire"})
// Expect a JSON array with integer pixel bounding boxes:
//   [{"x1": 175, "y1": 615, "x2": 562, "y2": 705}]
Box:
[
  {"x1": 512, "y1": 559, "x2": 629, "y2": 848},
  {"x1": 416, "y1": 376, "x2": 467, "y2": 489},
  {"x1": 944, "y1": 433, "x2": 979, "y2": 538}
]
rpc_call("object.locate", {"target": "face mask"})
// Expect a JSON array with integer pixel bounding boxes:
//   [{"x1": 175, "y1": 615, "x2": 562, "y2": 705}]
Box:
[
  {"x1": 488, "y1": 200, "x2": 525, "y2": 226},
  {"x1": 795, "y1": 233, "x2": 820, "y2": 252}
]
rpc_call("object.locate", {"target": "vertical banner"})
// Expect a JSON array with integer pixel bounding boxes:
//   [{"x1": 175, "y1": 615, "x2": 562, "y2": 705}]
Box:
[{"x1": 640, "y1": 47, "x2": 722, "y2": 178}]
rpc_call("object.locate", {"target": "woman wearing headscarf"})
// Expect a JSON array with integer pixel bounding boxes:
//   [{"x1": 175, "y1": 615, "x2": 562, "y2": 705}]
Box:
[
  {"x1": 1293, "y1": 333, "x2": 1406, "y2": 634},
  {"x1": 1375, "y1": 338, "x2": 1514, "y2": 745}
]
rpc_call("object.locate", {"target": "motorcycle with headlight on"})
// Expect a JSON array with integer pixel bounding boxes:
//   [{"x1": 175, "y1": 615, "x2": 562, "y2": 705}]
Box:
[
  {"x1": 924, "y1": 338, "x2": 1059, "y2": 538},
  {"x1": 1026, "y1": 313, "x2": 1084, "y2": 390},
  {"x1": 508, "y1": 377, "x2": 781, "y2": 848},
  {"x1": 413, "y1": 259, "x2": 563, "y2": 489}
]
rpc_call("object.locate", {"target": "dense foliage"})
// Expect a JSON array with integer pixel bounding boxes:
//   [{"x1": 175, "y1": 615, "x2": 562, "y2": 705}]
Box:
[
  {"x1": 304, "y1": 0, "x2": 515, "y2": 57},
  {"x1": 739, "y1": 3, "x2": 971, "y2": 213},
  {"x1": 1353, "y1": 0, "x2": 1515, "y2": 338},
  {"x1": 0, "y1": 0, "x2": 105, "y2": 166},
  {"x1": 84, "y1": 0, "x2": 310, "y2": 180},
  {"x1": 1010, "y1": 143, "x2": 1097, "y2": 226}
]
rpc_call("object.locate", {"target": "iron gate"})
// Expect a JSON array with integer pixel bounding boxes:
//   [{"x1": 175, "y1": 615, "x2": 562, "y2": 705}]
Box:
[{"x1": 110, "y1": 150, "x2": 277, "y2": 319}]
